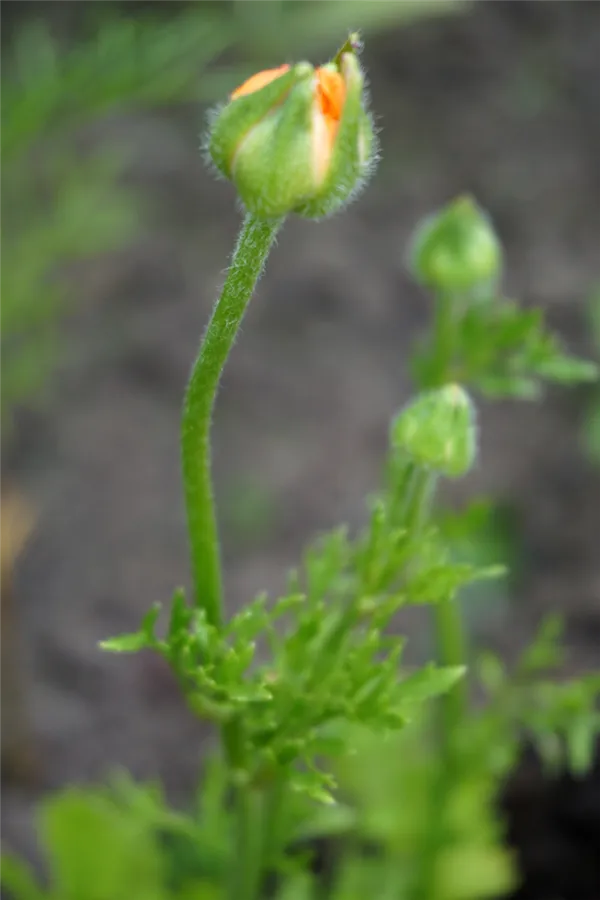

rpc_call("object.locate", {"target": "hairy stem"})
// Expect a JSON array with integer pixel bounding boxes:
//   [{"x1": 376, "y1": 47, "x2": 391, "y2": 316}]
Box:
[{"x1": 181, "y1": 213, "x2": 282, "y2": 626}]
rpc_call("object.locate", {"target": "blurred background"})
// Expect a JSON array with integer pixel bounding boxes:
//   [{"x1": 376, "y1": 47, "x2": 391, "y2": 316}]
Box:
[{"x1": 1, "y1": 0, "x2": 599, "y2": 867}]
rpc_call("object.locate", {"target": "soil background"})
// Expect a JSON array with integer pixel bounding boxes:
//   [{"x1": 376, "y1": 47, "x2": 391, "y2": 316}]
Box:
[{"x1": 2, "y1": 0, "x2": 600, "y2": 891}]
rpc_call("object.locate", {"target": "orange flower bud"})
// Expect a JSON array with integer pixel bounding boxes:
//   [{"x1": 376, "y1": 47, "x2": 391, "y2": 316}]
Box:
[{"x1": 208, "y1": 36, "x2": 376, "y2": 219}]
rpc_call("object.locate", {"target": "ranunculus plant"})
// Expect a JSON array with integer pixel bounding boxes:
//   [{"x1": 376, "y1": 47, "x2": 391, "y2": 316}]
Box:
[{"x1": 2, "y1": 35, "x2": 598, "y2": 900}]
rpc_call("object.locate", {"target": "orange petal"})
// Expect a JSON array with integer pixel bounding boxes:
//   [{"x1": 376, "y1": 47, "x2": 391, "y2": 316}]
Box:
[
  {"x1": 231, "y1": 64, "x2": 291, "y2": 100},
  {"x1": 316, "y1": 68, "x2": 345, "y2": 124}
]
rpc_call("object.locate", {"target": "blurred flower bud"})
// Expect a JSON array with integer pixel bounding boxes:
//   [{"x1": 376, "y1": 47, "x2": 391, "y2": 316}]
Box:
[
  {"x1": 409, "y1": 196, "x2": 502, "y2": 292},
  {"x1": 392, "y1": 384, "x2": 477, "y2": 478},
  {"x1": 208, "y1": 36, "x2": 376, "y2": 219}
]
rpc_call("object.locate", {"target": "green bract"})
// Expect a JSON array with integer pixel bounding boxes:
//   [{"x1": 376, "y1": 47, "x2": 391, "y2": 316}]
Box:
[
  {"x1": 410, "y1": 195, "x2": 502, "y2": 292},
  {"x1": 392, "y1": 384, "x2": 477, "y2": 478},
  {"x1": 208, "y1": 45, "x2": 376, "y2": 219}
]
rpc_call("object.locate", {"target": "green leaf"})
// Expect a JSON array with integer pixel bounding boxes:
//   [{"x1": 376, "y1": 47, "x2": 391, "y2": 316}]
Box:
[
  {"x1": 289, "y1": 764, "x2": 338, "y2": 802},
  {"x1": 100, "y1": 604, "x2": 161, "y2": 653},
  {"x1": 433, "y1": 843, "x2": 516, "y2": 900},
  {"x1": 535, "y1": 354, "x2": 598, "y2": 384},
  {"x1": 142, "y1": 603, "x2": 162, "y2": 641},
  {"x1": 168, "y1": 588, "x2": 190, "y2": 641},
  {"x1": 566, "y1": 713, "x2": 599, "y2": 775},
  {"x1": 518, "y1": 615, "x2": 563, "y2": 673},
  {"x1": 99, "y1": 631, "x2": 150, "y2": 653},
  {"x1": 478, "y1": 374, "x2": 540, "y2": 400},
  {"x1": 39, "y1": 789, "x2": 166, "y2": 899},
  {"x1": 0, "y1": 854, "x2": 45, "y2": 900},
  {"x1": 439, "y1": 294, "x2": 598, "y2": 399},
  {"x1": 395, "y1": 663, "x2": 466, "y2": 708}
]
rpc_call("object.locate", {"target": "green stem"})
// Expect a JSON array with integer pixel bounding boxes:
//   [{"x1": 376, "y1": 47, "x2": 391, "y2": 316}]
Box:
[
  {"x1": 402, "y1": 465, "x2": 468, "y2": 746},
  {"x1": 410, "y1": 292, "x2": 468, "y2": 899},
  {"x1": 434, "y1": 596, "x2": 468, "y2": 764},
  {"x1": 412, "y1": 598, "x2": 468, "y2": 900},
  {"x1": 402, "y1": 464, "x2": 437, "y2": 534},
  {"x1": 181, "y1": 213, "x2": 281, "y2": 900},
  {"x1": 230, "y1": 787, "x2": 264, "y2": 900},
  {"x1": 181, "y1": 213, "x2": 282, "y2": 626},
  {"x1": 397, "y1": 463, "x2": 468, "y2": 748},
  {"x1": 427, "y1": 286, "x2": 469, "y2": 751},
  {"x1": 428, "y1": 290, "x2": 456, "y2": 388},
  {"x1": 261, "y1": 775, "x2": 286, "y2": 873}
]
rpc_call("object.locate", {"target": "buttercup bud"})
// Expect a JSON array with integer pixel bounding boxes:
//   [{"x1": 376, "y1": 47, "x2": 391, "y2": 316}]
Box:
[
  {"x1": 392, "y1": 384, "x2": 477, "y2": 478},
  {"x1": 409, "y1": 195, "x2": 502, "y2": 292},
  {"x1": 208, "y1": 35, "x2": 376, "y2": 219}
]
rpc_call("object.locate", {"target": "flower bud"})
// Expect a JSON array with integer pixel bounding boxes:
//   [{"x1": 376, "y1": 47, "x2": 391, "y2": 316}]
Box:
[
  {"x1": 409, "y1": 196, "x2": 502, "y2": 292},
  {"x1": 208, "y1": 36, "x2": 376, "y2": 219},
  {"x1": 391, "y1": 384, "x2": 477, "y2": 478}
]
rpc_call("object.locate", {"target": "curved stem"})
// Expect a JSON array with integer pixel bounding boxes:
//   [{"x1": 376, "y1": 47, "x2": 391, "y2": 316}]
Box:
[{"x1": 181, "y1": 213, "x2": 282, "y2": 627}]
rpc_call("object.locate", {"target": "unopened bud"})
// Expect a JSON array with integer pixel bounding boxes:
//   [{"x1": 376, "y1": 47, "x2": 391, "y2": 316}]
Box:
[
  {"x1": 208, "y1": 35, "x2": 376, "y2": 219},
  {"x1": 409, "y1": 196, "x2": 502, "y2": 292},
  {"x1": 392, "y1": 384, "x2": 477, "y2": 478}
]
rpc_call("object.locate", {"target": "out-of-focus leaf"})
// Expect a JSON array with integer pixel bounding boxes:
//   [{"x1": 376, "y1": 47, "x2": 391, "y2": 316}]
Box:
[
  {"x1": 0, "y1": 855, "x2": 45, "y2": 900},
  {"x1": 39, "y1": 789, "x2": 166, "y2": 899}
]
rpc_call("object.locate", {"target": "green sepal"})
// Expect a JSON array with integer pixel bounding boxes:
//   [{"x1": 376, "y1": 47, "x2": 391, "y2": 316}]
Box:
[
  {"x1": 208, "y1": 65, "x2": 301, "y2": 180},
  {"x1": 231, "y1": 68, "x2": 317, "y2": 218}
]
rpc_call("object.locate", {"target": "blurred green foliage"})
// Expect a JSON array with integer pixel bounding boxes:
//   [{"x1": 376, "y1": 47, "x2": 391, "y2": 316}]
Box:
[
  {"x1": 0, "y1": 5, "x2": 240, "y2": 440},
  {"x1": 409, "y1": 197, "x2": 598, "y2": 398},
  {"x1": 3, "y1": 622, "x2": 598, "y2": 900},
  {"x1": 4, "y1": 195, "x2": 598, "y2": 900},
  {"x1": 436, "y1": 499, "x2": 522, "y2": 635}
]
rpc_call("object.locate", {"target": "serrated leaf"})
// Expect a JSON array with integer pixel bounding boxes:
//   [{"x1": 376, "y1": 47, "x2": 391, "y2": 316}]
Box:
[
  {"x1": 99, "y1": 631, "x2": 150, "y2": 653},
  {"x1": 396, "y1": 663, "x2": 466, "y2": 707},
  {"x1": 100, "y1": 604, "x2": 161, "y2": 654},
  {"x1": 407, "y1": 561, "x2": 505, "y2": 604}
]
